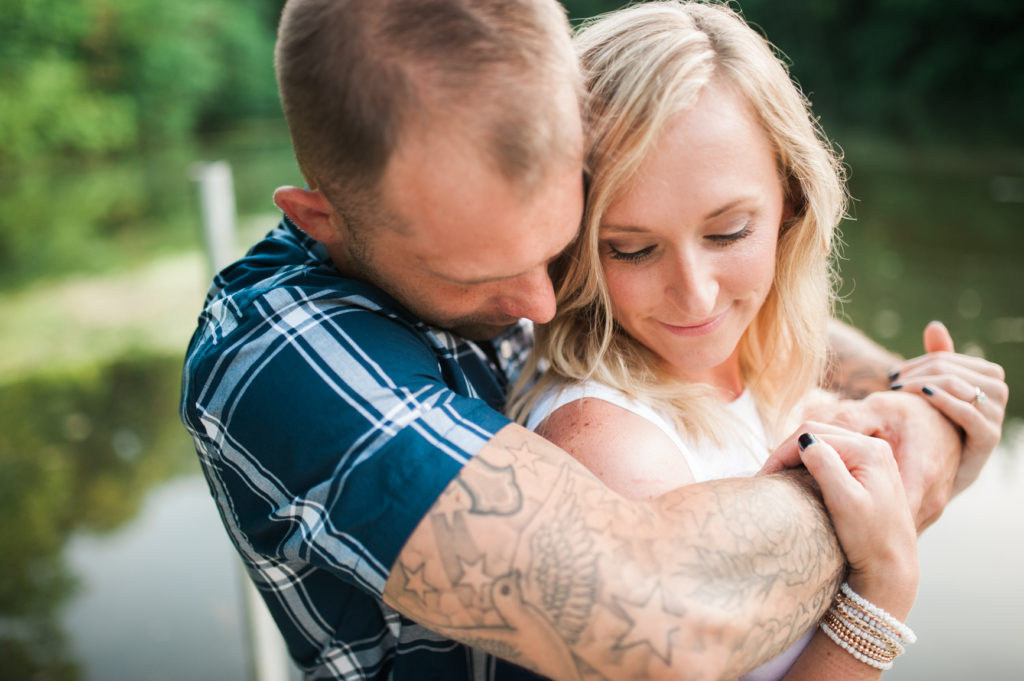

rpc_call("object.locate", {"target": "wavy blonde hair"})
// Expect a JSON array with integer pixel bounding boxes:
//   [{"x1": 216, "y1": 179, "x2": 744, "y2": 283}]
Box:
[{"x1": 509, "y1": 0, "x2": 845, "y2": 444}]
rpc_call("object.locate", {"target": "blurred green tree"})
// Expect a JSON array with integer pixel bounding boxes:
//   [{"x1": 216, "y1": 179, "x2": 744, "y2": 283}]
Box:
[
  {"x1": 0, "y1": 0, "x2": 280, "y2": 165},
  {"x1": 1, "y1": 0, "x2": 1018, "y2": 165}
]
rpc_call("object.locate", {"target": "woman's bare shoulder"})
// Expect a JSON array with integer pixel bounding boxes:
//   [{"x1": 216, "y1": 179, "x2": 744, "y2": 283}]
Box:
[{"x1": 535, "y1": 397, "x2": 696, "y2": 500}]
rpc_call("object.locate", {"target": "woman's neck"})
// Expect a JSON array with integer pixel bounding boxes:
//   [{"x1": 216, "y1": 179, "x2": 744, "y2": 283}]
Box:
[{"x1": 662, "y1": 350, "x2": 744, "y2": 402}]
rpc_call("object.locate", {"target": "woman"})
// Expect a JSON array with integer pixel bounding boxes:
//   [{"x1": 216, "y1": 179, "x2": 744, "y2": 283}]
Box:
[{"x1": 510, "y1": 2, "x2": 1006, "y2": 678}]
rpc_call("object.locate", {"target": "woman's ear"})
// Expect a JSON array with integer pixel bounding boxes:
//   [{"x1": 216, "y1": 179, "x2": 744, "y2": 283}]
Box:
[
  {"x1": 779, "y1": 197, "x2": 800, "y2": 235},
  {"x1": 273, "y1": 186, "x2": 340, "y2": 244}
]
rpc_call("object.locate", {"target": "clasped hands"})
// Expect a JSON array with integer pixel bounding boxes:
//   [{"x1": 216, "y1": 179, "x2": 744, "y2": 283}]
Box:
[{"x1": 764, "y1": 320, "x2": 1009, "y2": 532}]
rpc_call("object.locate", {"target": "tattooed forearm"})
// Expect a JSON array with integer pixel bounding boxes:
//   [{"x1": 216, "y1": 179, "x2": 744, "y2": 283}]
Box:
[
  {"x1": 385, "y1": 426, "x2": 846, "y2": 681},
  {"x1": 823, "y1": 319, "x2": 902, "y2": 398},
  {"x1": 695, "y1": 470, "x2": 843, "y2": 677}
]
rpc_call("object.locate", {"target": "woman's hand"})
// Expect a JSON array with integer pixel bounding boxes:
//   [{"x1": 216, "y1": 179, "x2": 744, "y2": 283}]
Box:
[
  {"x1": 890, "y1": 320, "x2": 1008, "y2": 495},
  {"x1": 773, "y1": 424, "x2": 919, "y2": 614}
]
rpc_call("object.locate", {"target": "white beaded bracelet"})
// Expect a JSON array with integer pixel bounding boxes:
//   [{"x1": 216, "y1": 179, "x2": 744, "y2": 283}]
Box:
[
  {"x1": 819, "y1": 581, "x2": 916, "y2": 670},
  {"x1": 839, "y1": 581, "x2": 917, "y2": 644}
]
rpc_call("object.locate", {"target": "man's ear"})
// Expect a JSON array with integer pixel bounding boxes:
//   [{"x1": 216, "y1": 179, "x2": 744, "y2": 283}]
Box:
[{"x1": 273, "y1": 186, "x2": 340, "y2": 245}]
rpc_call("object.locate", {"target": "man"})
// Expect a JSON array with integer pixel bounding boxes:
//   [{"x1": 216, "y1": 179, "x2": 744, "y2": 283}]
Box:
[{"x1": 180, "y1": 1, "x2": 998, "y2": 679}]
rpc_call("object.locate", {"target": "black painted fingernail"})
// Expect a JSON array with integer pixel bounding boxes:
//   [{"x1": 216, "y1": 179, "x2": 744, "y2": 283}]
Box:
[
  {"x1": 798, "y1": 433, "x2": 816, "y2": 451},
  {"x1": 890, "y1": 383, "x2": 903, "y2": 390},
  {"x1": 888, "y1": 371, "x2": 900, "y2": 381},
  {"x1": 922, "y1": 386, "x2": 935, "y2": 396}
]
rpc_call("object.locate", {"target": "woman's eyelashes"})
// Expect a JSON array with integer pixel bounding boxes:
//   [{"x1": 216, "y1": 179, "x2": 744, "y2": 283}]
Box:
[
  {"x1": 706, "y1": 221, "x2": 752, "y2": 245},
  {"x1": 604, "y1": 222, "x2": 753, "y2": 262},
  {"x1": 608, "y1": 244, "x2": 656, "y2": 262}
]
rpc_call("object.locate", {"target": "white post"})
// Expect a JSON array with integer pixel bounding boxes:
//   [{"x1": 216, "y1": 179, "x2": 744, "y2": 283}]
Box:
[
  {"x1": 241, "y1": 577, "x2": 295, "y2": 681},
  {"x1": 191, "y1": 160, "x2": 238, "y2": 275},
  {"x1": 192, "y1": 160, "x2": 294, "y2": 681}
]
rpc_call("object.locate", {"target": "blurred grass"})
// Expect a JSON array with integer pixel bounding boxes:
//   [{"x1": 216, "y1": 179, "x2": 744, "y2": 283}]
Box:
[{"x1": 0, "y1": 213, "x2": 279, "y2": 386}]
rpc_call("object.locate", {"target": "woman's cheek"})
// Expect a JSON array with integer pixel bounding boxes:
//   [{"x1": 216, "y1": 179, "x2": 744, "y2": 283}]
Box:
[
  {"x1": 730, "y1": 237, "x2": 777, "y2": 294},
  {"x1": 604, "y1": 264, "x2": 649, "y2": 320}
]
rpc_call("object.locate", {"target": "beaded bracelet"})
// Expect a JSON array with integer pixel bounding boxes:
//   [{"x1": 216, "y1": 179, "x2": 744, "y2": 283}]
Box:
[
  {"x1": 818, "y1": 581, "x2": 916, "y2": 671},
  {"x1": 839, "y1": 582, "x2": 917, "y2": 644},
  {"x1": 834, "y1": 600, "x2": 905, "y2": 655}
]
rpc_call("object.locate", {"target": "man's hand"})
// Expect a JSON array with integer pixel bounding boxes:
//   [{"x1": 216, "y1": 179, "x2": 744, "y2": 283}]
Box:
[
  {"x1": 801, "y1": 391, "x2": 960, "y2": 532},
  {"x1": 773, "y1": 320, "x2": 1008, "y2": 532}
]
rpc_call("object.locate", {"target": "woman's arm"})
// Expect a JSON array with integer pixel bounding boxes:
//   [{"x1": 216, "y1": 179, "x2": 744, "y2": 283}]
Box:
[
  {"x1": 543, "y1": 397, "x2": 922, "y2": 680},
  {"x1": 776, "y1": 427, "x2": 919, "y2": 681}
]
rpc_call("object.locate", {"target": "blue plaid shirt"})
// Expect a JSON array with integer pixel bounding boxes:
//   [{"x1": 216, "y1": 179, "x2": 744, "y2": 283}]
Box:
[{"x1": 180, "y1": 218, "x2": 545, "y2": 680}]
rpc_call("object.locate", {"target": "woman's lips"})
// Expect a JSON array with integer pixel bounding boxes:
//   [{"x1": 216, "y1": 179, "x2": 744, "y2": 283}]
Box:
[{"x1": 658, "y1": 310, "x2": 727, "y2": 337}]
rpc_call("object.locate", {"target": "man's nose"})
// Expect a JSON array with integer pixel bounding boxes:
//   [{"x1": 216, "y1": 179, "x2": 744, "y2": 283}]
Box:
[{"x1": 497, "y1": 267, "x2": 557, "y2": 324}]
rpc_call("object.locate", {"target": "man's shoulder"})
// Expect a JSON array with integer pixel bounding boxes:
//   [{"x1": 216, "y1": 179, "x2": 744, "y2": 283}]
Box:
[
  {"x1": 209, "y1": 217, "x2": 414, "y2": 325},
  {"x1": 191, "y1": 217, "x2": 434, "y2": 356},
  {"x1": 180, "y1": 218, "x2": 457, "y2": 422}
]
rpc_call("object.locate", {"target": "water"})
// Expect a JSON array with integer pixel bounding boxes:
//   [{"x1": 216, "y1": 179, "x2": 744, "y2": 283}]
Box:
[
  {"x1": 62, "y1": 433, "x2": 1024, "y2": 680},
  {"x1": 890, "y1": 426, "x2": 1024, "y2": 679},
  {"x1": 62, "y1": 477, "x2": 246, "y2": 681},
  {"x1": 0, "y1": 133, "x2": 1021, "y2": 679}
]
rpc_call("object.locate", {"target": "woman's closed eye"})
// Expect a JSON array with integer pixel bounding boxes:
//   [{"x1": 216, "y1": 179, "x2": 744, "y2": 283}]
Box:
[
  {"x1": 607, "y1": 244, "x2": 656, "y2": 262},
  {"x1": 705, "y1": 222, "x2": 752, "y2": 246}
]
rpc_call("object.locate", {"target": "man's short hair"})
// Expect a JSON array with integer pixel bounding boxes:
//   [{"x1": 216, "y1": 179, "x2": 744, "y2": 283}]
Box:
[{"x1": 275, "y1": 0, "x2": 580, "y2": 209}]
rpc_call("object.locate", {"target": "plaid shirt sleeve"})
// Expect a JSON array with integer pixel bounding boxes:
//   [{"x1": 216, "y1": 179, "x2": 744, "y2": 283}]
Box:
[{"x1": 180, "y1": 254, "x2": 510, "y2": 600}]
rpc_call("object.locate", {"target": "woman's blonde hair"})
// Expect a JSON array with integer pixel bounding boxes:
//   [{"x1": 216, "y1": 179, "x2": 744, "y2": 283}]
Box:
[{"x1": 508, "y1": 0, "x2": 846, "y2": 444}]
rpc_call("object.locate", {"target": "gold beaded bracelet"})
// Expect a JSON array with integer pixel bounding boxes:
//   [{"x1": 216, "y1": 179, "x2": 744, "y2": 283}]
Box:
[{"x1": 818, "y1": 582, "x2": 916, "y2": 671}]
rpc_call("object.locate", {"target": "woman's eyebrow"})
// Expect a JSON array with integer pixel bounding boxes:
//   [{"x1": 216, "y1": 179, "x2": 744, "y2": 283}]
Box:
[
  {"x1": 601, "y1": 197, "x2": 760, "y2": 235},
  {"x1": 599, "y1": 223, "x2": 650, "y2": 234},
  {"x1": 703, "y1": 197, "x2": 756, "y2": 221}
]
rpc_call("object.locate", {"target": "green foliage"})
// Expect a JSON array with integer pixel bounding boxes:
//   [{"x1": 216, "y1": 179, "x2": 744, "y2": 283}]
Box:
[
  {"x1": 0, "y1": 132, "x2": 297, "y2": 290},
  {"x1": 0, "y1": 56, "x2": 137, "y2": 162},
  {"x1": 737, "y1": 0, "x2": 1023, "y2": 141},
  {"x1": 0, "y1": 150, "x2": 197, "y2": 287},
  {"x1": 3, "y1": 0, "x2": 1017, "y2": 164},
  {"x1": 0, "y1": 0, "x2": 280, "y2": 165},
  {"x1": 560, "y1": 0, "x2": 622, "y2": 22}
]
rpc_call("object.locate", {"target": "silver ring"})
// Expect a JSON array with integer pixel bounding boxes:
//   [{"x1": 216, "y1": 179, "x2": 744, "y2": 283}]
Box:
[{"x1": 971, "y1": 386, "x2": 988, "y2": 406}]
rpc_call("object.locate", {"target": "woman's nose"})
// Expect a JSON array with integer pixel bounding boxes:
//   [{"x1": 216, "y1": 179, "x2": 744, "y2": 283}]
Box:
[{"x1": 667, "y1": 251, "x2": 718, "y2": 319}]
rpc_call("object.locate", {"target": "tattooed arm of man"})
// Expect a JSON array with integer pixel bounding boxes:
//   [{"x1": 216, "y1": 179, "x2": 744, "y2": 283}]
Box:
[{"x1": 384, "y1": 424, "x2": 843, "y2": 681}]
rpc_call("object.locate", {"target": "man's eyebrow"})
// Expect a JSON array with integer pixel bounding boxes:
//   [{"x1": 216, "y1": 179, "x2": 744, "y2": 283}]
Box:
[{"x1": 442, "y1": 270, "x2": 529, "y2": 286}]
